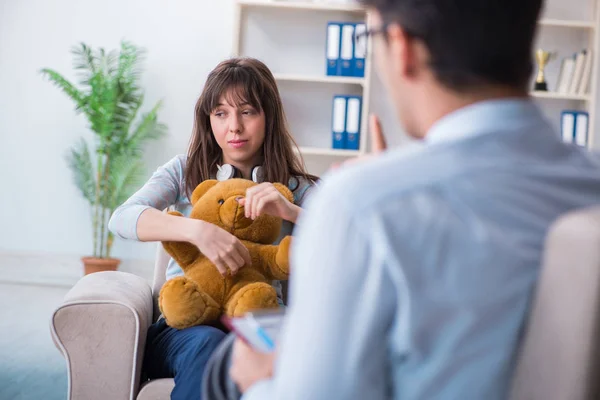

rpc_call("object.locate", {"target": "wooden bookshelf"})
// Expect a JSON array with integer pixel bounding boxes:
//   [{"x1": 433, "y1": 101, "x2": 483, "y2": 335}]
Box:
[
  {"x1": 237, "y1": 0, "x2": 365, "y2": 13},
  {"x1": 539, "y1": 18, "x2": 596, "y2": 29},
  {"x1": 530, "y1": 91, "x2": 592, "y2": 101},
  {"x1": 233, "y1": 1, "x2": 600, "y2": 150},
  {"x1": 233, "y1": 0, "x2": 373, "y2": 162},
  {"x1": 298, "y1": 146, "x2": 362, "y2": 157},
  {"x1": 273, "y1": 73, "x2": 365, "y2": 86},
  {"x1": 535, "y1": 4, "x2": 600, "y2": 149}
]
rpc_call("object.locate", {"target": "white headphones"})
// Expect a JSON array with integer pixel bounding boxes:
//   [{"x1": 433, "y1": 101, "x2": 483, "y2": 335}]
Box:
[
  {"x1": 216, "y1": 164, "x2": 300, "y2": 191},
  {"x1": 216, "y1": 164, "x2": 264, "y2": 183}
]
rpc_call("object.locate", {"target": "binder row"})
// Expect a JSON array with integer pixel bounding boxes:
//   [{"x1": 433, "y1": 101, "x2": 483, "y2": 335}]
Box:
[
  {"x1": 561, "y1": 110, "x2": 589, "y2": 147},
  {"x1": 331, "y1": 95, "x2": 362, "y2": 150},
  {"x1": 326, "y1": 22, "x2": 367, "y2": 78}
]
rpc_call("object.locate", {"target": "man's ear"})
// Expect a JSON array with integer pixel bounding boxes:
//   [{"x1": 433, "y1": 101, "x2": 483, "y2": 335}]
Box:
[
  {"x1": 387, "y1": 23, "x2": 418, "y2": 79},
  {"x1": 273, "y1": 183, "x2": 294, "y2": 204},
  {"x1": 191, "y1": 180, "x2": 218, "y2": 204}
]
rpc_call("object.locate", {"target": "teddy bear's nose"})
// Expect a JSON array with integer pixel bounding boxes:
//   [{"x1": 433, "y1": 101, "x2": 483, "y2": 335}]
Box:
[
  {"x1": 234, "y1": 200, "x2": 248, "y2": 222},
  {"x1": 219, "y1": 196, "x2": 252, "y2": 230},
  {"x1": 233, "y1": 197, "x2": 245, "y2": 214}
]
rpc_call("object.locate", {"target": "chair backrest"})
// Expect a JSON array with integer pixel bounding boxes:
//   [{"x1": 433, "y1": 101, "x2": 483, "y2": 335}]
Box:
[
  {"x1": 510, "y1": 206, "x2": 600, "y2": 400},
  {"x1": 152, "y1": 242, "x2": 170, "y2": 322}
]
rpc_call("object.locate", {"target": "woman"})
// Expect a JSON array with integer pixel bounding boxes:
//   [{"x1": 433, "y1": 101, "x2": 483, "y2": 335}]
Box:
[{"x1": 108, "y1": 57, "x2": 317, "y2": 399}]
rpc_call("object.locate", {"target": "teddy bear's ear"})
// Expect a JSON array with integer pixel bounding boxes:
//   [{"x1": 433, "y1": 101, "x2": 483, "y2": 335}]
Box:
[
  {"x1": 191, "y1": 180, "x2": 218, "y2": 204},
  {"x1": 273, "y1": 183, "x2": 294, "y2": 204}
]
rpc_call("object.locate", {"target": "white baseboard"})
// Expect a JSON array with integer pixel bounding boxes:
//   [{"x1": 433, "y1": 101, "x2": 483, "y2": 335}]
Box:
[{"x1": 0, "y1": 251, "x2": 154, "y2": 288}]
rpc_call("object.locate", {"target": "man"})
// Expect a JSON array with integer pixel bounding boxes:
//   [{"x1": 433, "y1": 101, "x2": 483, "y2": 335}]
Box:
[{"x1": 229, "y1": 0, "x2": 600, "y2": 398}]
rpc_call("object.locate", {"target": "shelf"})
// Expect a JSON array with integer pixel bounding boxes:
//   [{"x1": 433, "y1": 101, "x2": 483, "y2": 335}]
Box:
[
  {"x1": 274, "y1": 73, "x2": 365, "y2": 85},
  {"x1": 237, "y1": 0, "x2": 366, "y2": 13},
  {"x1": 530, "y1": 91, "x2": 591, "y2": 101},
  {"x1": 538, "y1": 18, "x2": 596, "y2": 29},
  {"x1": 297, "y1": 146, "x2": 362, "y2": 157}
]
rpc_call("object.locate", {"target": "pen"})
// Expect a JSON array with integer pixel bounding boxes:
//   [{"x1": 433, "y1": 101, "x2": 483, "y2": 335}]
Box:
[{"x1": 247, "y1": 315, "x2": 275, "y2": 351}]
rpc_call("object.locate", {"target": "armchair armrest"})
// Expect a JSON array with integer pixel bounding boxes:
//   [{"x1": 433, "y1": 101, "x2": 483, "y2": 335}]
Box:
[{"x1": 51, "y1": 271, "x2": 153, "y2": 400}]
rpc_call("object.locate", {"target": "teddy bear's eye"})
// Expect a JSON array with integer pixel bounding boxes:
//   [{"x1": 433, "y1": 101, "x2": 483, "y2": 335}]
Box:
[{"x1": 218, "y1": 199, "x2": 225, "y2": 205}]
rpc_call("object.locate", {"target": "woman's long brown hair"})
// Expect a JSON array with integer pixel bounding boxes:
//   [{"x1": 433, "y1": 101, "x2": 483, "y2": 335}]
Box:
[{"x1": 185, "y1": 57, "x2": 319, "y2": 199}]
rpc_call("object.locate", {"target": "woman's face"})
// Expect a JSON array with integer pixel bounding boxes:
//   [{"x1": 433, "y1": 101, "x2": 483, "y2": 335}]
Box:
[{"x1": 210, "y1": 90, "x2": 266, "y2": 170}]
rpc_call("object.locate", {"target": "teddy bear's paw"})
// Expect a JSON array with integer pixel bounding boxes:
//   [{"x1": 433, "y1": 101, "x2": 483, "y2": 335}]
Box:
[
  {"x1": 274, "y1": 235, "x2": 292, "y2": 278},
  {"x1": 159, "y1": 277, "x2": 221, "y2": 329},
  {"x1": 225, "y1": 282, "x2": 279, "y2": 317}
]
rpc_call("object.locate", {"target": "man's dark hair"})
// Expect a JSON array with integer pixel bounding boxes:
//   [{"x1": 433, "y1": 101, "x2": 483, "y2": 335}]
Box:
[{"x1": 360, "y1": 0, "x2": 544, "y2": 92}]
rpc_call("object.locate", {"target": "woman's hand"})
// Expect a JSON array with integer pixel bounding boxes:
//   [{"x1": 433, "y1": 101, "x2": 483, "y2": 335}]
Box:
[
  {"x1": 238, "y1": 183, "x2": 301, "y2": 223},
  {"x1": 186, "y1": 220, "x2": 252, "y2": 276}
]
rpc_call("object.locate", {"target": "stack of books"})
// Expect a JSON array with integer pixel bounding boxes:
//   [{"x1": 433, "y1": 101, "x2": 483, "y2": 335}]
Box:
[{"x1": 555, "y1": 49, "x2": 593, "y2": 95}]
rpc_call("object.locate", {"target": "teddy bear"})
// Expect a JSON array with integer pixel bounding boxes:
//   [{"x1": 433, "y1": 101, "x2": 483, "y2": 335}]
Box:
[{"x1": 159, "y1": 178, "x2": 293, "y2": 330}]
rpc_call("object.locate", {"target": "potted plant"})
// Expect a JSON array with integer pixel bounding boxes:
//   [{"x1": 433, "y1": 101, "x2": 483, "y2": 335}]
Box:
[{"x1": 41, "y1": 41, "x2": 167, "y2": 275}]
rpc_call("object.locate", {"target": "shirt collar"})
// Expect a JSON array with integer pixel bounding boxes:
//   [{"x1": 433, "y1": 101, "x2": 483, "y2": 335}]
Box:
[{"x1": 425, "y1": 98, "x2": 542, "y2": 145}]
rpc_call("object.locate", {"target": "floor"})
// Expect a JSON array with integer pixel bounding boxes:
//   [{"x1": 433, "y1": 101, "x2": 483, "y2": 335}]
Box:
[{"x1": 0, "y1": 282, "x2": 69, "y2": 400}]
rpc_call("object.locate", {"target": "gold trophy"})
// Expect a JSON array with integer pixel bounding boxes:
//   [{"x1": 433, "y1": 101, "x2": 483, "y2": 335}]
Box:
[{"x1": 534, "y1": 49, "x2": 555, "y2": 91}]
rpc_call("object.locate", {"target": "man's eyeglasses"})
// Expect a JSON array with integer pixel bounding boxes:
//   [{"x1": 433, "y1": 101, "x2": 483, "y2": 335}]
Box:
[{"x1": 354, "y1": 23, "x2": 389, "y2": 44}]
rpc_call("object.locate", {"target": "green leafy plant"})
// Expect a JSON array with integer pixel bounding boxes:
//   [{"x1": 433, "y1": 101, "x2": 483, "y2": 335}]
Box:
[{"x1": 41, "y1": 41, "x2": 167, "y2": 259}]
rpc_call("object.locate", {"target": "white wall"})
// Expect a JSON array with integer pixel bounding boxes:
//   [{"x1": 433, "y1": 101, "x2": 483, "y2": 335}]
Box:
[
  {"x1": 0, "y1": 0, "x2": 597, "y2": 265},
  {"x1": 0, "y1": 0, "x2": 239, "y2": 261},
  {"x1": 0, "y1": 0, "x2": 403, "y2": 263}
]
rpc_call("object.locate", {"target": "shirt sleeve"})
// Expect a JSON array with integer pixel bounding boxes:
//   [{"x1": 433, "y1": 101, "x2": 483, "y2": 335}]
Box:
[
  {"x1": 108, "y1": 155, "x2": 185, "y2": 240},
  {"x1": 242, "y1": 178, "x2": 397, "y2": 400}
]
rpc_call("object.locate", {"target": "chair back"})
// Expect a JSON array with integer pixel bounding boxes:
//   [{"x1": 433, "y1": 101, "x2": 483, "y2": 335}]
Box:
[{"x1": 510, "y1": 206, "x2": 600, "y2": 400}]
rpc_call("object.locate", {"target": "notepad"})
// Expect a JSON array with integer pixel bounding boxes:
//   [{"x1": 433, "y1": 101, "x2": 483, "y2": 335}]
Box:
[{"x1": 222, "y1": 309, "x2": 286, "y2": 353}]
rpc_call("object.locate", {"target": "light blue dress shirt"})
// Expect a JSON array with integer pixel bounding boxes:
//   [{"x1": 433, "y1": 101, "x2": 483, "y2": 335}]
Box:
[{"x1": 243, "y1": 99, "x2": 600, "y2": 400}]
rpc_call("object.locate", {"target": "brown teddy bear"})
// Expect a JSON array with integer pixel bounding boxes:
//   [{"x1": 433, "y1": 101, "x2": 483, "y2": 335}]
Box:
[{"x1": 159, "y1": 178, "x2": 293, "y2": 330}]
